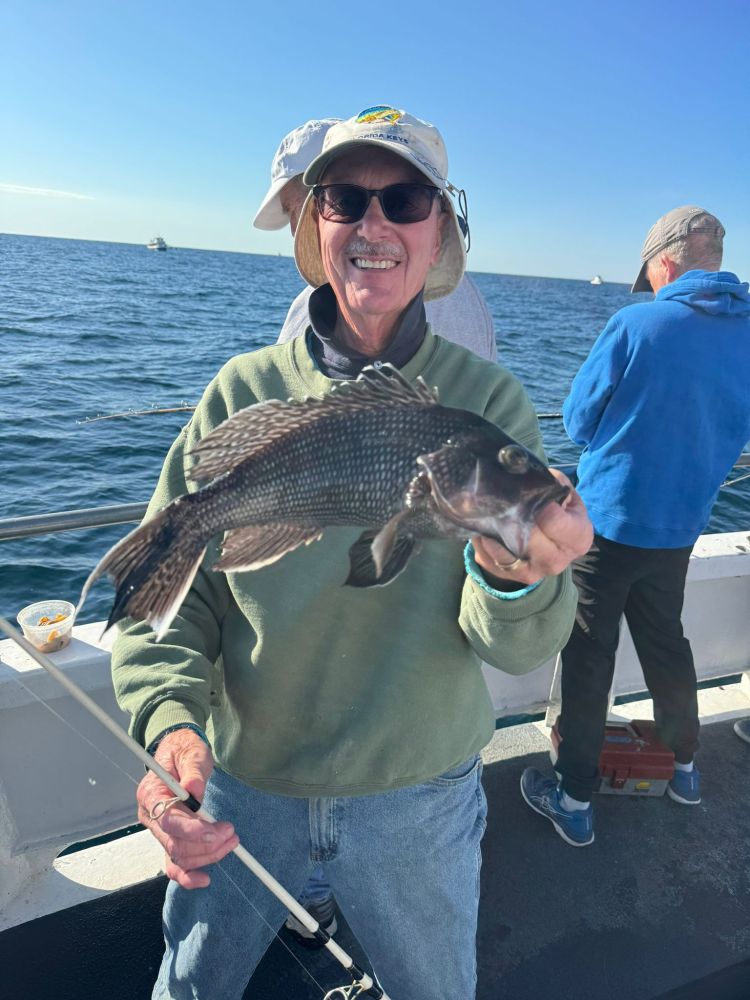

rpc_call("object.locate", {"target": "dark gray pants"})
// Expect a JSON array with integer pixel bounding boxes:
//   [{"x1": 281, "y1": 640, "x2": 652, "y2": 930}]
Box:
[{"x1": 558, "y1": 534, "x2": 700, "y2": 802}]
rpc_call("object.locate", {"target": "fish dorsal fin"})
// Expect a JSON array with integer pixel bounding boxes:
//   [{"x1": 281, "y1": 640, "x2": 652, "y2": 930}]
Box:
[
  {"x1": 188, "y1": 364, "x2": 439, "y2": 484},
  {"x1": 355, "y1": 363, "x2": 438, "y2": 404}
]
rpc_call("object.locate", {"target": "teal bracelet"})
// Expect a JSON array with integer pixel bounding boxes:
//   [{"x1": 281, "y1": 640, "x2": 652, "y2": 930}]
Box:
[{"x1": 464, "y1": 542, "x2": 542, "y2": 600}]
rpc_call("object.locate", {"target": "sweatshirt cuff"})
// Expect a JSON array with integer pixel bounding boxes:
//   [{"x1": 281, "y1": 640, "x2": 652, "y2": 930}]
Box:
[
  {"x1": 464, "y1": 542, "x2": 542, "y2": 600},
  {"x1": 146, "y1": 722, "x2": 210, "y2": 757},
  {"x1": 142, "y1": 699, "x2": 209, "y2": 752}
]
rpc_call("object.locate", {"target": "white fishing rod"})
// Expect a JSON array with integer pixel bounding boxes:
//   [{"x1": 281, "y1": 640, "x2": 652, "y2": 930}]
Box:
[{"x1": 0, "y1": 615, "x2": 388, "y2": 1000}]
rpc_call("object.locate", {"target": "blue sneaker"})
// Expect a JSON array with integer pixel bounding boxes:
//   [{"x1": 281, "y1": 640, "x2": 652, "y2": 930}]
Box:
[
  {"x1": 520, "y1": 768, "x2": 594, "y2": 847},
  {"x1": 734, "y1": 718, "x2": 750, "y2": 745},
  {"x1": 667, "y1": 765, "x2": 701, "y2": 805}
]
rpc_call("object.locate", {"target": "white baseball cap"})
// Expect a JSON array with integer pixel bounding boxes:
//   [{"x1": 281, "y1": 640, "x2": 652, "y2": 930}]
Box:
[
  {"x1": 253, "y1": 118, "x2": 340, "y2": 230},
  {"x1": 294, "y1": 105, "x2": 468, "y2": 300}
]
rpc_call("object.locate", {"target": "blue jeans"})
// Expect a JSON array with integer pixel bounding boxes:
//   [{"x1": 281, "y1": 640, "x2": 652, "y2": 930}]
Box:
[
  {"x1": 299, "y1": 861, "x2": 332, "y2": 906},
  {"x1": 153, "y1": 757, "x2": 487, "y2": 1000}
]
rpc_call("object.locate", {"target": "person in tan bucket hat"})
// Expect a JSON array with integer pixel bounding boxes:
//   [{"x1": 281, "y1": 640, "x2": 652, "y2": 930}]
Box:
[{"x1": 112, "y1": 104, "x2": 590, "y2": 999}]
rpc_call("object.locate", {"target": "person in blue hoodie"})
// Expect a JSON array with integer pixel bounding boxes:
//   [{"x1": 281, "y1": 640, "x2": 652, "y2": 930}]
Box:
[{"x1": 520, "y1": 205, "x2": 750, "y2": 846}]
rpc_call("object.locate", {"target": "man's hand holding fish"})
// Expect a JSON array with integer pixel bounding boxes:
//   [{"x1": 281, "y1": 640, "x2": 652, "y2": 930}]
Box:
[{"x1": 473, "y1": 468, "x2": 593, "y2": 585}]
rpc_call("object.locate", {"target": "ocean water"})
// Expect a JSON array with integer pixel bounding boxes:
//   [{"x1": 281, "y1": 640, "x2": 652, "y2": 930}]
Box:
[{"x1": 1, "y1": 233, "x2": 748, "y2": 625}]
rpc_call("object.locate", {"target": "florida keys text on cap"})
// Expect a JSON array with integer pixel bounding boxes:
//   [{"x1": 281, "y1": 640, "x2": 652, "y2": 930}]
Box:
[
  {"x1": 253, "y1": 118, "x2": 340, "y2": 231},
  {"x1": 294, "y1": 105, "x2": 467, "y2": 300},
  {"x1": 632, "y1": 205, "x2": 725, "y2": 293}
]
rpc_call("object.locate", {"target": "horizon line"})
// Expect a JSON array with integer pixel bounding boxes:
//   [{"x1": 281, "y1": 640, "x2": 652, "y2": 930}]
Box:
[{"x1": 0, "y1": 230, "x2": 632, "y2": 286}]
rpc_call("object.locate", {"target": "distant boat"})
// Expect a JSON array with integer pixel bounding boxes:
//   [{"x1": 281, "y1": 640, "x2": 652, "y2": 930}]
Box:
[
  {"x1": 590, "y1": 274, "x2": 603, "y2": 285},
  {"x1": 147, "y1": 236, "x2": 167, "y2": 251}
]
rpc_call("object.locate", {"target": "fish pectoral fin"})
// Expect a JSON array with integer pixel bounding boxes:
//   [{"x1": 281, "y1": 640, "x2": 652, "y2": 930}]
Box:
[
  {"x1": 214, "y1": 524, "x2": 323, "y2": 572},
  {"x1": 345, "y1": 522, "x2": 418, "y2": 589},
  {"x1": 345, "y1": 530, "x2": 381, "y2": 588},
  {"x1": 371, "y1": 512, "x2": 406, "y2": 577}
]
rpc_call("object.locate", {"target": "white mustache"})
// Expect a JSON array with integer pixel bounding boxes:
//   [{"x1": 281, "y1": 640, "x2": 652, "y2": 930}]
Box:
[{"x1": 344, "y1": 239, "x2": 404, "y2": 259}]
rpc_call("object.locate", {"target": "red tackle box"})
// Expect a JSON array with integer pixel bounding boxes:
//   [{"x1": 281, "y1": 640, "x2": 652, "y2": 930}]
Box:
[{"x1": 551, "y1": 719, "x2": 675, "y2": 796}]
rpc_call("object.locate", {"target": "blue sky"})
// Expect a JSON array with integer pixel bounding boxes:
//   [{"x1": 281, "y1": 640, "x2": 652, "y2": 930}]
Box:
[{"x1": 2, "y1": 1, "x2": 748, "y2": 282}]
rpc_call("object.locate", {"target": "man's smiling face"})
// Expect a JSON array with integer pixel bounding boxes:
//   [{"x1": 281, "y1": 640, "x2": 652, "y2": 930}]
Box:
[{"x1": 315, "y1": 148, "x2": 443, "y2": 336}]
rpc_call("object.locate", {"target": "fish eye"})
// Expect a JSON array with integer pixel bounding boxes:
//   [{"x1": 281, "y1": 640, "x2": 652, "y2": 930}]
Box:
[{"x1": 498, "y1": 445, "x2": 530, "y2": 474}]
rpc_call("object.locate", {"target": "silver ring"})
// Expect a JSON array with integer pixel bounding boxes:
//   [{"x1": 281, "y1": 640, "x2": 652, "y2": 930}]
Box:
[{"x1": 495, "y1": 557, "x2": 524, "y2": 571}]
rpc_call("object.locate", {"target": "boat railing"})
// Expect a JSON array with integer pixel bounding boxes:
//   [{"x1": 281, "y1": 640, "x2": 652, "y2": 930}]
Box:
[{"x1": 0, "y1": 502, "x2": 149, "y2": 542}]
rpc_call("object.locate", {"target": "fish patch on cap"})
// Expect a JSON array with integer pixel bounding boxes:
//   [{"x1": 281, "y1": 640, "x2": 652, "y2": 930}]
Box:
[{"x1": 355, "y1": 106, "x2": 403, "y2": 124}]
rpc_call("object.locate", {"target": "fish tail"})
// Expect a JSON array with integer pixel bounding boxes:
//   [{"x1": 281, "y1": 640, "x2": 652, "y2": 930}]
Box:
[{"x1": 78, "y1": 494, "x2": 209, "y2": 640}]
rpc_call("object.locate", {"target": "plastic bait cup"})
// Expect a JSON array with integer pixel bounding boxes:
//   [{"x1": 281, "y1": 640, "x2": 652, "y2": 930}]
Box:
[{"x1": 17, "y1": 599, "x2": 75, "y2": 653}]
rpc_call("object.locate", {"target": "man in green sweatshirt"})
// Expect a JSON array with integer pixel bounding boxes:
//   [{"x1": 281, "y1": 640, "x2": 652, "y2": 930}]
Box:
[{"x1": 111, "y1": 105, "x2": 591, "y2": 1000}]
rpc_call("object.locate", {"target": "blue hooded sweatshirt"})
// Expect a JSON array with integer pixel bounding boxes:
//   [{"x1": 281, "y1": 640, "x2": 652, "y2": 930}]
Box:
[{"x1": 563, "y1": 270, "x2": 750, "y2": 548}]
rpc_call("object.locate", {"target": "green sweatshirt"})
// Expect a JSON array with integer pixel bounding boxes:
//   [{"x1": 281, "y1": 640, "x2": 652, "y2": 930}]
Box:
[{"x1": 111, "y1": 329, "x2": 576, "y2": 796}]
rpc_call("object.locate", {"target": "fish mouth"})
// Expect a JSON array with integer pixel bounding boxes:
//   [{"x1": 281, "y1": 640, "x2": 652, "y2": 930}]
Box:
[
  {"x1": 498, "y1": 481, "x2": 570, "y2": 557},
  {"x1": 529, "y1": 480, "x2": 570, "y2": 517},
  {"x1": 506, "y1": 481, "x2": 570, "y2": 551}
]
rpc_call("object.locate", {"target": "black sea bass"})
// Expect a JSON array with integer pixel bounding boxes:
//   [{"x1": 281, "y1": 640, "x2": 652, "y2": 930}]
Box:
[{"x1": 80, "y1": 365, "x2": 568, "y2": 639}]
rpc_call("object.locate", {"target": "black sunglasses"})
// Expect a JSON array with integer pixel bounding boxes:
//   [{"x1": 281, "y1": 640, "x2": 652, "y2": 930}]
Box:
[{"x1": 312, "y1": 183, "x2": 442, "y2": 225}]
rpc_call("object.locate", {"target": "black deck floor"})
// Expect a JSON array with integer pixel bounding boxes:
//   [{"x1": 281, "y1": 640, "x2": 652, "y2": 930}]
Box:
[{"x1": 2, "y1": 718, "x2": 749, "y2": 999}]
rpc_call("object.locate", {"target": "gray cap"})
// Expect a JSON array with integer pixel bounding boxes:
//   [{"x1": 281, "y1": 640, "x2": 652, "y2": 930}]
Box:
[{"x1": 631, "y1": 205, "x2": 725, "y2": 293}]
